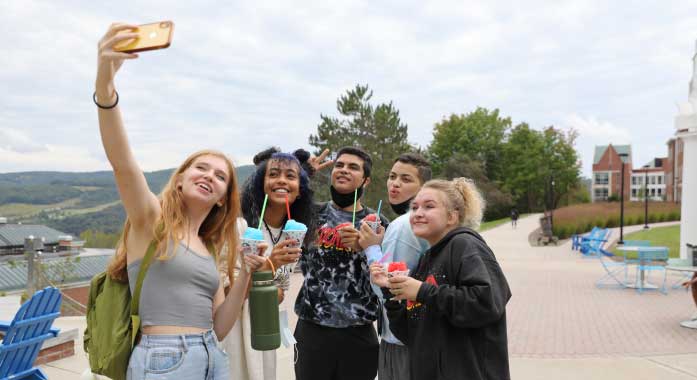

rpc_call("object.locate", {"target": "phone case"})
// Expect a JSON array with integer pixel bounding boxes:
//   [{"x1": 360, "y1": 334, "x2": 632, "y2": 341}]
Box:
[{"x1": 114, "y1": 21, "x2": 174, "y2": 53}]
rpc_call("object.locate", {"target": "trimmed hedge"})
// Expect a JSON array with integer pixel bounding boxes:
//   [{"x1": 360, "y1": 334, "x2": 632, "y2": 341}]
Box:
[{"x1": 551, "y1": 202, "x2": 681, "y2": 239}]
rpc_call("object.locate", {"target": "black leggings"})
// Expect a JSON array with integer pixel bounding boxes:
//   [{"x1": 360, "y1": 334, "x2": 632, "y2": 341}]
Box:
[{"x1": 294, "y1": 319, "x2": 378, "y2": 380}]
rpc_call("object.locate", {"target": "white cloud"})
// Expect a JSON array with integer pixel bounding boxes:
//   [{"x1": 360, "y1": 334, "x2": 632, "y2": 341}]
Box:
[
  {"x1": 0, "y1": 128, "x2": 46, "y2": 153},
  {"x1": 0, "y1": 145, "x2": 105, "y2": 172},
  {"x1": 563, "y1": 114, "x2": 630, "y2": 141},
  {"x1": 1, "y1": 0, "x2": 697, "y2": 176}
]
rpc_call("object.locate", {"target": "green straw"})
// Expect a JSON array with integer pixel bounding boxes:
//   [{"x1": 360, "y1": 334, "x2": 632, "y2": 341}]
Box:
[
  {"x1": 351, "y1": 188, "x2": 358, "y2": 225},
  {"x1": 258, "y1": 194, "x2": 269, "y2": 229},
  {"x1": 376, "y1": 200, "x2": 382, "y2": 218}
]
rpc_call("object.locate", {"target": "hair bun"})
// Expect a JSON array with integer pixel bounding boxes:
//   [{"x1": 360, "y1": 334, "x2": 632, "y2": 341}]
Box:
[
  {"x1": 253, "y1": 147, "x2": 281, "y2": 165},
  {"x1": 293, "y1": 149, "x2": 311, "y2": 164}
]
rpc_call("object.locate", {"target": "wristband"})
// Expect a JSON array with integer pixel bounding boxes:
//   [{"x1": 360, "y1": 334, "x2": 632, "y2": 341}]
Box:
[{"x1": 93, "y1": 90, "x2": 119, "y2": 109}]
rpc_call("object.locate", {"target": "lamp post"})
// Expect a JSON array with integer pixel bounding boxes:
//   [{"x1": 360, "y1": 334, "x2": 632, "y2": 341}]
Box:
[
  {"x1": 618, "y1": 153, "x2": 628, "y2": 245},
  {"x1": 643, "y1": 164, "x2": 649, "y2": 229},
  {"x1": 549, "y1": 175, "x2": 555, "y2": 228}
]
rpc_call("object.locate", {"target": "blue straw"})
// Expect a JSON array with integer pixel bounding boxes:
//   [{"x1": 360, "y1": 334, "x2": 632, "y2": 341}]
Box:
[{"x1": 376, "y1": 200, "x2": 382, "y2": 218}]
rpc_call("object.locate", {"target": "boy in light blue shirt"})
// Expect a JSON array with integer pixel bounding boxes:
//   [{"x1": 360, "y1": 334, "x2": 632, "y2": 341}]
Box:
[{"x1": 359, "y1": 153, "x2": 431, "y2": 380}]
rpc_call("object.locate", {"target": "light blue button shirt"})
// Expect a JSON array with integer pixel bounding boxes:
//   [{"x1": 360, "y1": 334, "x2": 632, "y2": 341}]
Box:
[{"x1": 368, "y1": 212, "x2": 429, "y2": 344}]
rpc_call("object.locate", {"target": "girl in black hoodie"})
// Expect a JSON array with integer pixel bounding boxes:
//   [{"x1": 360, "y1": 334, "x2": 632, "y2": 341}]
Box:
[{"x1": 372, "y1": 178, "x2": 511, "y2": 380}]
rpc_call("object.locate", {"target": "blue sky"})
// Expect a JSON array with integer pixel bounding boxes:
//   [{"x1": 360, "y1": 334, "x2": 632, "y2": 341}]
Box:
[{"x1": 1, "y1": 1, "x2": 695, "y2": 177}]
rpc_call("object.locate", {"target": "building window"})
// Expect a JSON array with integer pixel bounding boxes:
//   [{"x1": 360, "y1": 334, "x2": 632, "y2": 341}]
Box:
[
  {"x1": 650, "y1": 176, "x2": 656, "y2": 185},
  {"x1": 651, "y1": 188, "x2": 656, "y2": 197},
  {"x1": 657, "y1": 176, "x2": 662, "y2": 185},
  {"x1": 595, "y1": 173, "x2": 609, "y2": 185},
  {"x1": 632, "y1": 189, "x2": 637, "y2": 197},
  {"x1": 594, "y1": 188, "x2": 609, "y2": 200},
  {"x1": 657, "y1": 188, "x2": 662, "y2": 196}
]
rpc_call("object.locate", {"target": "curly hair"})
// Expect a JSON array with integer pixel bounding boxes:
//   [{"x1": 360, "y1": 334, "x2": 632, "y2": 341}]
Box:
[{"x1": 240, "y1": 149, "x2": 316, "y2": 248}]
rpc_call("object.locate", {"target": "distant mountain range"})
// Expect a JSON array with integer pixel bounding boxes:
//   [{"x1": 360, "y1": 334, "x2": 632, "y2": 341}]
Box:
[{"x1": 0, "y1": 165, "x2": 255, "y2": 236}]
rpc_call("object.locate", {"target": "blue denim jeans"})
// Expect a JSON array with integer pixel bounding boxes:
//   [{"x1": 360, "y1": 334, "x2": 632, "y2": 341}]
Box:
[{"x1": 127, "y1": 330, "x2": 230, "y2": 380}]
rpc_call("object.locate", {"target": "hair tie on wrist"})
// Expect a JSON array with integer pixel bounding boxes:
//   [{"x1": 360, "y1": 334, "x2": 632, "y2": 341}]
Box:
[{"x1": 93, "y1": 90, "x2": 119, "y2": 109}]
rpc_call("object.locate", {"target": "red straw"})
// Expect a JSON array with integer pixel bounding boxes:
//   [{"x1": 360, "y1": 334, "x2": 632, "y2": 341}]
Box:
[{"x1": 285, "y1": 194, "x2": 291, "y2": 220}]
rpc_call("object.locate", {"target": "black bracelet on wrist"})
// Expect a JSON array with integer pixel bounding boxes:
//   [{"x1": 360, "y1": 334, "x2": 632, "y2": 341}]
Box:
[{"x1": 93, "y1": 91, "x2": 119, "y2": 109}]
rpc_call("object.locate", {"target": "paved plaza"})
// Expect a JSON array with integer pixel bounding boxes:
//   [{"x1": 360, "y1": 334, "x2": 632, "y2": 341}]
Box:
[{"x1": 41, "y1": 214, "x2": 697, "y2": 379}]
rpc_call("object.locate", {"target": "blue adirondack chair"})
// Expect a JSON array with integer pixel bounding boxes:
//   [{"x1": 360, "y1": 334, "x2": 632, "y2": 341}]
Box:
[
  {"x1": 580, "y1": 229, "x2": 609, "y2": 257},
  {"x1": 0, "y1": 287, "x2": 62, "y2": 380},
  {"x1": 572, "y1": 227, "x2": 599, "y2": 251}
]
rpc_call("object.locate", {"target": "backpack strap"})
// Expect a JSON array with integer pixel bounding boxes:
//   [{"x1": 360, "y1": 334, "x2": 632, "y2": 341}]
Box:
[
  {"x1": 206, "y1": 241, "x2": 217, "y2": 260},
  {"x1": 130, "y1": 240, "x2": 158, "y2": 316}
]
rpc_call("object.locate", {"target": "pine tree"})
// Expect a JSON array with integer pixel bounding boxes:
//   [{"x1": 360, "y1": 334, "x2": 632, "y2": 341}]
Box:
[{"x1": 309, "y1": 85, "x2": 414, "y2": 217}]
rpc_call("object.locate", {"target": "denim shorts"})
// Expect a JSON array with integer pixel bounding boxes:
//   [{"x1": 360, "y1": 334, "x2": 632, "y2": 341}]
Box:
[{"x1": 127, "y1": 330, "x2": 230, "y2": 380}]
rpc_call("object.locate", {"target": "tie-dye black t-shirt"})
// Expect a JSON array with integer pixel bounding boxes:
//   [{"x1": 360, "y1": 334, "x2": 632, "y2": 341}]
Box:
[{"x1": 295, "y1": 202, "x2": 389, "y2": 327}]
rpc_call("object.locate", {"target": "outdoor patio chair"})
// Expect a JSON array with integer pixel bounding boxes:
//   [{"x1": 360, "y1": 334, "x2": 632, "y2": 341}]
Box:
[
  {"x1": 666, "y1": 258, "x2": 694, "y2": 290},
  {"x1": 595, "y1": 246, "x2": 629, "y2": 289},
  {"x1": 634, "y1": 247, "x2": 669, "y2": 294},
  {"x1": 572, "y1": 227, "x2": 599, "y2": 251},
  {"x1": 0, "y1": 287, "x2": 62, "y2": 380},
  {"x1": 578, "y1": 228, "x2": 607, "y2": 255},
  {"x1": 580, "y1": 229, "x2": 609, "y2": 257}
]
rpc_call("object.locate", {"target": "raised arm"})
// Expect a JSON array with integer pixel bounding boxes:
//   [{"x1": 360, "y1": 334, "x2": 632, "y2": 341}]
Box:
[{"x1": 95, "y1": 23, "x2": 160, "y2": 229}]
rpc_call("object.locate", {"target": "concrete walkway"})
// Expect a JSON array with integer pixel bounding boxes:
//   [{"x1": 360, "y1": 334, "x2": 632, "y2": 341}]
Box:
[{"x1": 41, "y1": 215, "x2": 697, "y2": 379}]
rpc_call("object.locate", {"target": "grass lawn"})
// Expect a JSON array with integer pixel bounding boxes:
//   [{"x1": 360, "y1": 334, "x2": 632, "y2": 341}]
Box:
[{"x1": 611, "y1": 225, "x2": 681, "y2": 259}]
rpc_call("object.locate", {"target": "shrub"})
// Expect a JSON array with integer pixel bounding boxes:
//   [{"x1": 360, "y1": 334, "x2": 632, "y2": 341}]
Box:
[
  {"x1": 555, "y1": 225, "x2": 569, "y2": 239},
  {"x1": 575, "y1": 224, "x2": 585, "y2": 235},
  {"x1": 549, "y1": 202, "x2": 680, "y2": 238},
  {"x1": 585, "y1": 221, "x2": 593, "y2": 233},
  {"x1": 648, "y1": 213, "x2": 658, "y2": 223},
  {"x1": 657, "y1": 213, "x2": 666, "y2": 222}
]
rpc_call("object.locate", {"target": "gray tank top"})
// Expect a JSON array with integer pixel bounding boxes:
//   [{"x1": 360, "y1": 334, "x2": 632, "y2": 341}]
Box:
[{"x1": 127, "y1": 241, "x2": 219, "y2": 329}]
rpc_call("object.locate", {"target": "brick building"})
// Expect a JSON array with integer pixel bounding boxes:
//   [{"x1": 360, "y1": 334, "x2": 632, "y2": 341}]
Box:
[
  {"x1": 665, "y1": 137, "x2": 684, "y2": 202},
  {"x1": 591, "y1": 144, "x2": 632, "y2": 202},
  {"x1": 592, "y1": 141, "x2": 683, "y2": 203}
]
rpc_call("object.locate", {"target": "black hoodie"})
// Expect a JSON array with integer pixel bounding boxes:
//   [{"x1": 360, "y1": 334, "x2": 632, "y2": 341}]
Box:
[{"x1": 384, "y1": 227, "x2": 511, "y2": 380}]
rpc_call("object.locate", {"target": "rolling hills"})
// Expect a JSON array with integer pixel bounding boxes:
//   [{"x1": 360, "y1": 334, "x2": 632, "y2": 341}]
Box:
[{"x1": 0, "y1": 165, "x2": 255, "y2": 237}]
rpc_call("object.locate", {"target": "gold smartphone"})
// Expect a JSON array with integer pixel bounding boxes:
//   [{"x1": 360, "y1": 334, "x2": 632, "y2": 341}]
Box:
[{"x1": 113, "y1": 21, "x2": 174, "y2": 53}]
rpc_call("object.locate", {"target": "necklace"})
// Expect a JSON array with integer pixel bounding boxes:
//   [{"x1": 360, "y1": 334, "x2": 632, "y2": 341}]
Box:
[{"x1": 263, "y1": 220, "x2": 283, "y2": 245}]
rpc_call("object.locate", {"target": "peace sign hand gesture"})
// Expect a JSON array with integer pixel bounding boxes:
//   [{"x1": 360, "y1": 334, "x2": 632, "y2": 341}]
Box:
[{"x1": 308, "y1": 149, "x2": 334, "y2": 173}]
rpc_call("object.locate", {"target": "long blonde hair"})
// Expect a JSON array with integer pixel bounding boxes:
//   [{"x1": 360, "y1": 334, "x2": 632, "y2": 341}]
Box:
[
  {"x1": 107, "y1": 149, "x2": 241, "y2": 287},
  {"x1": 422, "y1": 178, "x2": 485, "y2": 229}
]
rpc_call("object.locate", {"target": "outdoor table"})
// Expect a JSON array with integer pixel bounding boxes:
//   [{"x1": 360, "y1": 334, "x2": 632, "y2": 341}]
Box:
[
  {"x1": 665, "y1": 265, "x2": 697, "y2": 329},
  {"x1": 616, "y1": 246, "x2": 669, "y2": 290}
]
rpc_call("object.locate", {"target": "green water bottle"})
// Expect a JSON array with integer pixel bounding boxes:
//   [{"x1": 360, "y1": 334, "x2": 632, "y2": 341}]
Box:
[{"x1": 249, "y1": 271, "x2": 280, "y2": 350}]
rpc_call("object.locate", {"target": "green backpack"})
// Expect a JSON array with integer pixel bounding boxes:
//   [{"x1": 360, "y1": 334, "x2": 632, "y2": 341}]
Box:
[{"x1": 83, "y1": 240, "x2": 157, "y2": 380}]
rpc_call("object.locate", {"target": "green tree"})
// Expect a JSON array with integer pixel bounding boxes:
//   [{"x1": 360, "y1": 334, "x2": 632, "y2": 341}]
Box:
[
  {"x1": 309, "y1": 85, "x2": 413, "y2": 213},
  {"x1": 502, "y1": 125, "x2": 580, "y2": 211},
  {"x1": 428, "y1": 107, "x2": 511, "y2": 179},
  {"x1": 501, "y1": 123, "x2": 545, "y2": 210},
  {"x1": 441, "y1": 153, "x2": 513, "y2": 220},
  {"x1": 541, "y1": 127, "x2": 581, "y2": 210}
]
